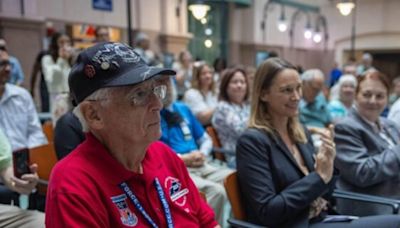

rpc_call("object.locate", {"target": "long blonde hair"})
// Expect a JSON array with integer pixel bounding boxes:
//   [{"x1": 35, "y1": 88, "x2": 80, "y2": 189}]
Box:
[
  {"x1": 191, "y1": 62, "x2": 216, "y2": 96},
  {"x1": 248, "y1": 58, "x2": 307, "y2": 143}
]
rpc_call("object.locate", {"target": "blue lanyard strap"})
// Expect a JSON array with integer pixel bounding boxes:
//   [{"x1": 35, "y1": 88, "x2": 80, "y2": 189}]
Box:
[
  {"x1": 119, "y1": 178, "x2": 174, "y2": 228},
  {"x1": 154, "y1": 178, "x2": 174, "y2": 228}
]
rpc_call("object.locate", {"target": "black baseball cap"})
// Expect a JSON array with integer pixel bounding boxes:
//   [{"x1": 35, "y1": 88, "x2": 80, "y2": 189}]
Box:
[{"x1": 69, "y1": 42, "x2": 175, "y2": 105}]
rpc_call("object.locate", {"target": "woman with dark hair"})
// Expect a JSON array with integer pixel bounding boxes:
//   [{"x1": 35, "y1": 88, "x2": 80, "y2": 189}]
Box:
[
  {"x1": 184, "y1": 62, "x2": 218, "y2": 126},
  {"x1": 236, "y1": 58, "x2": 400, "y2": 227},
  {"x1": 42, "y1": 32, "x2": 73, "y2": 123},
  {"x1": 335, "y1": 71, "x2": 400, "y2": 216},
  {"x1": 211, "y1": 67, "x2": 250, "y2": 168}
]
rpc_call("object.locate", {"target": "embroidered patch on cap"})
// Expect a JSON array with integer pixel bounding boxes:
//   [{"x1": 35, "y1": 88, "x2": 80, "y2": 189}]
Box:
[
  {"x1": 84, "y1": 64, "x2": 96, "y2": 78},
  {"x1": 101, "y1": 61, "x2": 110, "y2": 70}
]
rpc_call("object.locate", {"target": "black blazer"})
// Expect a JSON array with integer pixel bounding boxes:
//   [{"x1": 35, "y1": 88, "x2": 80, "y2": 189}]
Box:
[{"x1": 236, "y1": 128, "x2": 334, "y2": 228}]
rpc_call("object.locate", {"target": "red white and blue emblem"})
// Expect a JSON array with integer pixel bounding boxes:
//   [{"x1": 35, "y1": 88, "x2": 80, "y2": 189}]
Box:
[
  {"x1": 164, "y1": 176, "x2": 189, "y2": 207},
  {"x1": 111, "y1": 194, "x2": 138, "y2": 227}
]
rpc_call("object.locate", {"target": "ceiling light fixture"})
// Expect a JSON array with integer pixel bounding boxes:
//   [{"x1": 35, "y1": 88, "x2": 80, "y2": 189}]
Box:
[
  {"x1": 188, "y1": 2, "x2": 210, "y2": 20},
  {"x1": 336, "y1": 1, "x2": 355, "y2": 16}
]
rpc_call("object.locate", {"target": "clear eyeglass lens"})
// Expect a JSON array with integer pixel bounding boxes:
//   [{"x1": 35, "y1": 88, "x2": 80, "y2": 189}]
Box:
[
  {"x1": 154, "y1": 85, "x2": 166, "y2": 100},
  {"x1": 132, "y1": 84, "x2": 167, "y2": 106}
]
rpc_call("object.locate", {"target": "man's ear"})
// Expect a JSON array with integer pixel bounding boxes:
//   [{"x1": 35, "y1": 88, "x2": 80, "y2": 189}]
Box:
[{"x1": 80, "y1": 102, "x2": 104, "y2": 130}]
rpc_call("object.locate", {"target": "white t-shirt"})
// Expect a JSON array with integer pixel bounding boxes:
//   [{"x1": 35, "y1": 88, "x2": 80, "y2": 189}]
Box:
[{"x1": 183, "y1": 88, "x2": 218, "y2": 115}]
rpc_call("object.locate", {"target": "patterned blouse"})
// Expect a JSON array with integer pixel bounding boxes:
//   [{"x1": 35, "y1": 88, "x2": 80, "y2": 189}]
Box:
[{"x1": 211, "y1": 101, "x2": 250, "y2": 168}]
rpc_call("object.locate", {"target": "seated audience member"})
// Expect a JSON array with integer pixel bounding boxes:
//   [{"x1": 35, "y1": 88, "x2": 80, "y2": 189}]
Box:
[
  {"x1": 54, "y1": 101, "x2": 84, "y2": 160},
  {"x1": 172, "y1": 50, "x2": 193, "y2": 100},
  {"x1": 335, "y1": 71, "x2": 400, "y2": 216},
  {"x1": 46, "y1": 42, "x2": 220, "y2": 227},
  {"x1": 133, "y1": 32, "x2": 158, "y2": 66},
  {"x1": 94, "y1": 26, "x2": 110, "y2": 43},
  {"x1": 236, "y1": 58, "x2": 400, "y2": 227},
  {"x1": 388, "y1": 97, "x2": 400, "y2": 127},
  {"x1": 0, "y1": 49, "x2": 47, "y2": 151},
  {"x1": 356, "y1": 53, "x2": 376, "y2": 76},
  {"x1": 389, "y1": 77, "x2": 400, "y2": 106},
  {"x1": 212, "y1": 57, "x2": 227, "y2": 87},
  {"x1": 161, "y1": 80, "x2": 232, "y2": 225},
  {"x1": 328, "y1": 75, "x2": 357, "y2": 122},
  {"x1": 184, "y1": 62, "x2": 218, "y2": 126},
  {"x1": 211, "y1": 67, "x2": 250, "y2": 168},
  {"x1": 299, "y1": 69, "x2": 331, "y2": 130},
  {"x1": 329, "y1": 62, "x2": 342, "y2": 88},
  {"x1": 0, "y1": 39, "x2": 24, "y2": 86},
  {"x1": 0, "y1": 128, "x2": 44, "y2": 227}
]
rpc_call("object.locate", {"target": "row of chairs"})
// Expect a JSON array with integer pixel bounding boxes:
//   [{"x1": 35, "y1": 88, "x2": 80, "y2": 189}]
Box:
[
  {"x1": 206, "y1": 126, "x2": 400, "y2": 227},
  {"x1": 35, "y1": 123, "x2": 400, "y2": 227}
]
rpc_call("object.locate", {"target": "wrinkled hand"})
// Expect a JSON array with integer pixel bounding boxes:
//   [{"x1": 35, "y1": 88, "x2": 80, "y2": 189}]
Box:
[
  {"x1": 309, "y1": 197, "x2": 328, "y2": 219},
  {"x1": 11, "y1": 164, "x2": 39, "y2": 195},
  {"x1": 181, "y1": 151, "x2": 205, "y2": 168},
  {"x1": 315, "y1": 125, "x2": 336, "y2": 184}
]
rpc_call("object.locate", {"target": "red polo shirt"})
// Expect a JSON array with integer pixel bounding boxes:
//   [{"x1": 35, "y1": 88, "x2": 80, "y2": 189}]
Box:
[{"x1": 45, "y1": 133, "x2": 218, "y2": 228}]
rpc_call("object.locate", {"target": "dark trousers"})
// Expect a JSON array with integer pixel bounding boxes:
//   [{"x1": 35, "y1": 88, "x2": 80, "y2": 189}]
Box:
[
  {"x1": 0, "y1": 185, "x2": 45, "y2": 212},
  {"x1": 40, "y1": 74, "x2": 49, "y2": 112}
]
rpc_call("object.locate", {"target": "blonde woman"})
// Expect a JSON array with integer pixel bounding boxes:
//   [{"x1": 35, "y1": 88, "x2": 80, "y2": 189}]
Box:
[{"x1": 184, "y1": 62, "x2": 218, "y2": 126}]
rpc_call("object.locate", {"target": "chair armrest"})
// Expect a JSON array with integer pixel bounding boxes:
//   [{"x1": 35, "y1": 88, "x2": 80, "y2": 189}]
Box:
[
  {"x1": 212, "y1": 147, "x2": 234, "y2": 154},
  {"x1": 227, "y1": 218, "x2": 267, "y2": 228},
  {"x1": 333, "y1": 189, "x2": 400, "y2": 214},
  {"x1": 37, "y1": 179, "x2": 48, "y2": 186}
]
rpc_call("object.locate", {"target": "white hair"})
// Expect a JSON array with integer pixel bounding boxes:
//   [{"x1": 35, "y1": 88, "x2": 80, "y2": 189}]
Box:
[
  {"x1": 362, "y1": 53, "x2": 373, "y2": 61},
  {"x1": 73, "y1": 88, "x2": 114, "y2": 132},
  {"x1": 338, "y1": 74, "x2": 357, "y2": 88},
  {"x1": 301, "y1": 69, "x2": 324, "y2": 82}
]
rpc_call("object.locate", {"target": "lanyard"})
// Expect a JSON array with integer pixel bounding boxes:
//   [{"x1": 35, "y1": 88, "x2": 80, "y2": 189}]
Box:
[{"x1": 119, "y1": 178, "x2": 174, "y2": 228}]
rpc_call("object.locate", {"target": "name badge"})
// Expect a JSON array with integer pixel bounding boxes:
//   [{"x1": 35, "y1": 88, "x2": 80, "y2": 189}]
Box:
[{"x1": 180, "y1": 121, "x2": 192, "y2": 141}]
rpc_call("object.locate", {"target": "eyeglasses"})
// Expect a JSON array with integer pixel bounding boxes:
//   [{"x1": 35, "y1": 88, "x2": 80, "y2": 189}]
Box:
[
  {"x1": 0, "y1": 60, "x2": 10, "y2": 68},
  {"x1": 129, "y1": 84, "x2": 167, "y2": 106},
  {"x1": 87, "y1": 84, "x2": 167, "y2": 107}
]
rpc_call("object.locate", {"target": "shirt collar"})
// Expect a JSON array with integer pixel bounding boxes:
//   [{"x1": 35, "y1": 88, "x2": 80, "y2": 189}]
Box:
[
  {"x1": 0, "y1": 84, "x2": 19, "y2": 104},
  {"x1": 353, "y1": 106, "x2": 382, "y2": 133},
  {"x1": 82, "y1": 133, "x2": 163, "y2": 185}
]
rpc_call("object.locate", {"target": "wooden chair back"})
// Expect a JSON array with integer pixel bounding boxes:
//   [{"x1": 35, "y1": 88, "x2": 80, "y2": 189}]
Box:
[
  {"x1": 42, "y1": 121, "x2": 54, "y2": 142},
  {"x1": 206, "y1": 126, "x2": 226, "y2": 162},
  {"x1": 30, "y1": 142, "x2": 58, "y2": 195},
  {"x1": 224, "y1": 171, "x2": 246, "y2": 220}
]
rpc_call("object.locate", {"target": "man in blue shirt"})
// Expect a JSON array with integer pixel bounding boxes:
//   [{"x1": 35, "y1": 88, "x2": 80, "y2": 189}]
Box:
[
  {"x1": 299, "y1": 69, "x2": 331, "y2": 129},
  {"x1": 160, "y1": 80, "x2": 232, "y2": 225},
  {"x1": 0, "y1": 39, "x2": 24, "y2": 86},
  {"x1": 0, "y1": 49, "x2": 47, "y2": 151}
]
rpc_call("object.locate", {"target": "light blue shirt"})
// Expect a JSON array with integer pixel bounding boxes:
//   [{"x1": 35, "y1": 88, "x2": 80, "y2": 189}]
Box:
[
  {"x1": 160, "y1": 102, "x2": 212, "y2": 156},
  {"x1": 299, "y1": 93, "x2": 331, "y2": 128},
  {"x1": 0, "y1": 128, "x2": 11, "y2": 171},
  {"x1": 7, "y1": 56, "x2": 24, "y2": 85},
  {"x1": 0, "y1": 84, "x2": 47, "y2": 151},
  {"x1": 328, "y1": 100, "x2": 351, "y2": 123}
]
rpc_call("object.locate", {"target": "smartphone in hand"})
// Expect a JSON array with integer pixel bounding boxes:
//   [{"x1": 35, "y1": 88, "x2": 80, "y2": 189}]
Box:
[{"x1": 12, "y1": 148, "x2": 31, "y2": 178}]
